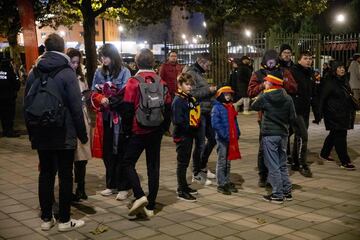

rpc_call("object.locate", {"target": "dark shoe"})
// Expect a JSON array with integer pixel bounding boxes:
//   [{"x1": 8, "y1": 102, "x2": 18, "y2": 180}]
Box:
[
  {"x1": 258, "y1": 180, "x2": 267, "y2": 188},
  {"x1": 76, "y1": 188, "x2": 88, "y2": 200},
  {"x1": 263, "y1": 194, "x2": 284, "y2": 204},
  {"x1": 284, "y1": 193, "x2": 293, "y2": 201},
  {"x1": 72, "y1": 193, "x2": 80, "y2": 202},
  {"x1": 299, "y1": 166, "x2": 313, "y2": 178},
  {"x1": 319, "y1": 154, "x2": 335, "y2": 162},
  {"x1": 177, "y1": 191, "x2": 197, "y2": 202},
  {"x1": 4, "y1": 131, "x2": 20, "y2": 138},
  {"x1": 291, "y1": 164, "x2": 300, "y2": 171},
  {"x1": 217, "y1": 185, "x2": 231, "y2": 195},
  {"x1": 340, "y1": 163, "x2": 356, "y2": 170},
  {"x1": 185, "y1": 186, "x2": 198, "y2": 195},
  {"x1": 226, "y1": 183, "x2": 238, "y2": 193}
]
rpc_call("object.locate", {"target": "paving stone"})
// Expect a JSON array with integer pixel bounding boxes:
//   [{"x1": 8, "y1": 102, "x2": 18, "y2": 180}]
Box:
[
  {"x1": 177, "y1": 230, "x2": 216, "y2": 240},
  {"x1": 311, "y1": 221, "x2": 353, "y2": 235},
  {"x1": 258, "y1": 224, "x2": 295, "y2": 235},
  {"x1": 1, "y1": 204, "x2": 30, "y2": 214},
  {"x1": 200, "y1": 224, "x2": 239, "y2": 238},
  {"x1": 9, "y1": 210, "x2": 38, "y2": 221},
  {"x1": 10, "y1": 232, "x2": 48, "y2": 240},
  {"x1": 123, "y1": 226, "x2": 158, "y2": 239},
  {"x1": 49, "y1": 231, "x2": 88, "y2": 240},
  {"x1": 326, "y1": 232, "x2": 360, "y2": 240},
  {"x1": 158, "y1": 223, "x2": 194, "y2": 236},
  {"x1": 0, "y1": 218, "x2": 22, "y2": 229},
  {"x1": 0, "y1": 225, "x2": 34, "y2": 239},
  {"x1": 237, "y1": 229, "x2": 276, "y2": 240},
  {"x1": 292, "y1": 228, "x2": 332, "y2": 240},
  {"x1": 277, "y1": 218, "x2": 314, "y2": 230}
]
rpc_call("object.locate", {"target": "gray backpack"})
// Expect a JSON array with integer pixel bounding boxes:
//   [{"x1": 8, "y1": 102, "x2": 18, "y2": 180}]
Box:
[{"x1": 134, "y1": 75, "x2": 165, "y2": 127}]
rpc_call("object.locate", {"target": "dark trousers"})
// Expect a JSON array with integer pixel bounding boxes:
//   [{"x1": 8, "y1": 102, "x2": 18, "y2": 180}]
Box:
[
  {"x1": 74, "y1": 160, "x2": 87, "y2": 190},
  {"x1": 321, "y1": 129, "x2": 350, "y2": 165},
  {"x1": 123, "y1": 130, "x2": 163, "y2": 210},
  {"x1": 176, "y1": 135, "x2": 194, "y2": 191},
  {"x1": 291, "y1": 113, "x2": 310, "y2": 168},
  {"x1": 116, "y1": 134, "x2": 131, "y2": 191},
  {"x1": 0, "y1": 98, "x2": 16, "y2": 134},
  {"x1": 38, "y1": 149, "x2": 74, "y2": 223},
  {"x1": 257, "y1": 121, "x2": 268, "y2": 181},
  {"x1": 192, "y1": 113, "x2": 216, "y2": 175}
]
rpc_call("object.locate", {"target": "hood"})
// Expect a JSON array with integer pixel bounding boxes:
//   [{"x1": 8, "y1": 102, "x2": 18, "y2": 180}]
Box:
[
  {"x1": 264, "y1": 88, "x2": 287, "y2": 106},
  {"x1": 261, "y1": 50, "x2": 279, "y2": 69},
  {"x1": 36, "y1": 51, "x2": 70, "y2": 73}
]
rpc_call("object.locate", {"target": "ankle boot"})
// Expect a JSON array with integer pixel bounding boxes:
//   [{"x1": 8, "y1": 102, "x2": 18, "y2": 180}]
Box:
[{"x1": 76, "y1": 183, "x2": 88, "y2": 200}]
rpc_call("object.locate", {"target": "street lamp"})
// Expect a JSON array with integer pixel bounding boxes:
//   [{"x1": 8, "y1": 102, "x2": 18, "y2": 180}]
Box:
[
  {"x1": 181, "y1": 34, "x2": 186, "y2": 39},
  {"x1": 118, "y1": 25, "x2": 124, "y2": 53},
  {"x1": 335, "y1": 13, "x2": 345, "y2": 23},
  {"x1": 59, "y1": 30, "x2": 66, "y2": 38},
  {"x1": 203, "y1": 21, "x2": 207, "y2": 28},
  {"x1": 244, "y1": 29, "x2": 251, "y2": 38}
]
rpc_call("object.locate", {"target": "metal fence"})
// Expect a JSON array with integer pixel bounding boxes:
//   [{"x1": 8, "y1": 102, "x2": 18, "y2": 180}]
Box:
[{"x1": 163, "y1": 32, "x2": 360, "y2": 85}]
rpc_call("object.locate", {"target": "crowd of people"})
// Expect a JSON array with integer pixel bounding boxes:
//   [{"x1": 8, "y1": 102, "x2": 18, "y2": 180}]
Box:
[{"x1": 10, "y1": 32, "x2": 359, "y2": 232}]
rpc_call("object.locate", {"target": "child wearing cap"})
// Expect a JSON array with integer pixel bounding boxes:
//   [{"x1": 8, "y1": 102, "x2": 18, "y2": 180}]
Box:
[
  {"x1": 211, "y1": 86, "x2": 241, "y2": 195},
  {"x1": 172, "y1": 73, "x2": 201, "y2": 202},
  {"x1": 251, "y1": 72, "x2": 297, "y2": 203}
]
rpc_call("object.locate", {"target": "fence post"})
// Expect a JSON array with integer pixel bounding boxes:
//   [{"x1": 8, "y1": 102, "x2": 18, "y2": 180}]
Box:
[
  {"x1": 294, "y1": 33, "x2": 300, "y2": 60},
  {"x1": 315, "y1": 34, "x2": 321, "y2": 69}
]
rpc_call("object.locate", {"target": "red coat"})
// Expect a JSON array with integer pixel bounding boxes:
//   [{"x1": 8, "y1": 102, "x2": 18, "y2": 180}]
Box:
[
  {"x1": 159, "y1": 62, "x2": 183, "y2": 98},
  {"x1": 122, "y1": 70, "x2": 172, "y2": 135}
]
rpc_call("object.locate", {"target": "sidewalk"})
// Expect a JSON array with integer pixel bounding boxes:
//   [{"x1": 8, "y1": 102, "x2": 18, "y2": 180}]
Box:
[{"x1": 0, "y1": 113, "x2": 360, "y2": 240}]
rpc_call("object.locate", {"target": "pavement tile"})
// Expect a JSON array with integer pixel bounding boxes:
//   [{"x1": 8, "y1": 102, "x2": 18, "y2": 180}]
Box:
[
  {"x1": 326, "y1": 232, "x2": 360, "y2": 240},
  {"x1": 9, "y1": 233, "x2": 48, "y2": 240},
  {"x1": 277, "y1": 218, "x2": 314, "y2": 230},
  {"x1": 200, "y1": 224, "x2": 239, "y2": 238},
  {"x1": 123, "y1": 226, "x2": 157, "y2": 239},
  {"x1": 0, "y1": 225, "x2": 34, "y2": 239},
  {"x1": 158, "y1": 223, "x2": 194, "y2": 236},
  {"x1": 292, "y1": 228, "x2": 332, "y2": 240},
  {"x1": 177, "y1": 230, "x2": 216, "y2": 240},
  {"x1": 311, "y1": 221, "x2": 353, "y2": 235},
  {"x1": 9, "y1": 210, "x2": 38, "y2": 221},
  {"x1": 0, "y1": 218, "x2": 22, "y2": 229},
  {"x1": 258, "y1": 224, "x2": 295, "y2": 235},
  {"x1": 180, "y1": 221, "x2": 206, "y2": 230},
  {"x1": 48, "y1": 231, "x2": 88, "y2": 240},
  {"x1": 1, "y1": 204, "x2": 30, "y2": 214},
  {"x1": 237, "y1": 229, "x2": 276, "y2": 240}
]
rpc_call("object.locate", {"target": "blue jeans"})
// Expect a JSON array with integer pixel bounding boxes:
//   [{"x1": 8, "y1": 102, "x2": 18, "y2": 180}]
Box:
[
  {"x1": 216, "y1": 139, "x2": 231, "y2": 186},
  {"x1": 262, "y1": 135, "x2": 292, "y2": 198}
]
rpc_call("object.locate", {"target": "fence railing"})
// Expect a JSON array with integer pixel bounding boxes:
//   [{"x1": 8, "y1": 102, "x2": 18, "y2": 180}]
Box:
[{"x1": 163, "y1": 32, "x2": 360, "y2": 85}]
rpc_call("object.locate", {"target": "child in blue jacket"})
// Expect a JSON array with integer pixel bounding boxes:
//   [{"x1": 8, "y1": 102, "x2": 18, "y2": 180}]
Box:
[{"x1": 211, "y1": 86, "x2": 241, "y2": 195}]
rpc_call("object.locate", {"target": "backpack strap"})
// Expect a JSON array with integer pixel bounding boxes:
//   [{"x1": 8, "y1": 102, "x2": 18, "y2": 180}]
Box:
[{"x1": 134, "y1": 74, "x2": 161, "y2": 84}]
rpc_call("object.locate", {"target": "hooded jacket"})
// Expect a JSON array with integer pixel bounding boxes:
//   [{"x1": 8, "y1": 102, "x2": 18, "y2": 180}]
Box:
[
  {"x1": 229, "y1": 62, "x2": 252, "y2": 100},
  {"x1": 25, "y1": 51, "x2": 88, "y2": 150},
  {"x1": 251, "y1": 88, "x2": 296, "y2": 136}
]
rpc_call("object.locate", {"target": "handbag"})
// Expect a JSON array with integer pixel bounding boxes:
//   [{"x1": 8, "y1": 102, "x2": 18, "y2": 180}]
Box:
[{"x1": 343, "y1": 86, "x2": 360, "y2": 111}]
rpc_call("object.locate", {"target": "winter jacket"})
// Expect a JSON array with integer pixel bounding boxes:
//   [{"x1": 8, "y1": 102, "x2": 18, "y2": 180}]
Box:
[
  {"x1": 251, "y1": 88, "x2": 296, "y2": 137},
  {"x1": 0, "y1": 60, "x2": 20, "y2": 99},
  {"x1": 290, "y1": 64, "x2": 317, "y2": 116},
  {"x1": 247, "y1": 67, "x2": 297, "y2": 98},
  {"x1": 25, "y1": 51, "x2": 88, "y2": 150},
  {"x1": 159, "y1": 62, "x2": 183, "y2": 98},
  {"x1": 92, "y1": 67, "x2": 131, "y2": 91},
  {"x1": 122, "y1": 70, "x2": 172, "y2": 135},
  {"x1": 317, "y1": 75, "x2": 355, "y2": 130},
  {"x1": 228, "y1": 64, "x2": 252, "y2": 100},
  {"x1": 183, "y1": 62, "x2": 215, "y2": 114},
  {"x1": 211, "y1": 100, "x2": 240, "y2": 142},
  {"x1": 171, "y1": 91, "x2": 200, "y2": 140},
  {"x1": 348, "y1": 60, "x2": 360, "y2": 89}
]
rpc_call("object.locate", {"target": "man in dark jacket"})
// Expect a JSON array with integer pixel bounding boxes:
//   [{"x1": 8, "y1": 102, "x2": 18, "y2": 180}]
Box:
[
  {"x1": 183, "y1": 52, "x2": 217, "y2": 185},
  {"x1": 0, "y1": 56, "x2": 20, "y2": 137},
  {"x1": 230, "y1": 56, "x2": 252, "y2": 114},
  {"x1": 278, "y1": 44, "x2": 294, "y2": 69},
  {"x1": 289, "y1": 51, "x2": 316, "y2": 177},
  {"x1": 247, "y1": 49, "x2": 297, "y2": 187},
  {"x1": 159, "y1": 50, "x2": 183, "y2": 99},
  {"x1": 24, "y1": 33, "x2": 88, "y2": 231}
]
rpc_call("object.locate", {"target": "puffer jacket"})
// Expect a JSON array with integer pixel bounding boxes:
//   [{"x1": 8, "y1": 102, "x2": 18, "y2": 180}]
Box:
[
  {"x1": 318, "y1": 75, "x2": 355, "y2": 130},
  {"x1": 183, "y1": 62, "x2": 215, "y2": 114},
  {"x1": 211, "y1": 100, "x2": 240, "y2": 142},
  {"x1": 25, "y1": 51, "x2": 88, "y2": 150}
]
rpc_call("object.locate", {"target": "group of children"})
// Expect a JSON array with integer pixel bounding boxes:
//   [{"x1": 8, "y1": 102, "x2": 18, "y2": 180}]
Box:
[{"x1": 172, "y1": 71, "x2": 295, "y2": 204}]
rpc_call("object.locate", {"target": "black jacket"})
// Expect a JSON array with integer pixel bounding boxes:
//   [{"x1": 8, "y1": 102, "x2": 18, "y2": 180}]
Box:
[
  {"x1": 318, "y1": 75, "x2": 355, "y2": 130},
  {"x1": 0, "y1": 60, "x2": 20, "y2": 99},
  {"x1": 229, "y1": 64, "x2": 252, "y2": 100},
  {"x1": 290, "y1": 64, "x2": 316, "y2": 116},
  {"x1": 25, "y1": 51, "x2": 88, "y2": 150},
  {"x1": 251, "y1": 88, "x2": 296, "y2": 137}
]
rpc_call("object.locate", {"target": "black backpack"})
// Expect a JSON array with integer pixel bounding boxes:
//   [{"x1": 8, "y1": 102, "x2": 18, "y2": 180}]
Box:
[{"x1": 24, "y1": 65, "x2": 69, "y2": 129}]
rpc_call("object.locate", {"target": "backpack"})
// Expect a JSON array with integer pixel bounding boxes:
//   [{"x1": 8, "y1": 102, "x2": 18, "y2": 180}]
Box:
[
  {"x1": 134, "y1": 75, "x2": 165, "y2": 127},
  {"x1": 24, "y1": 65, "x2": 69, "y2": 129}
]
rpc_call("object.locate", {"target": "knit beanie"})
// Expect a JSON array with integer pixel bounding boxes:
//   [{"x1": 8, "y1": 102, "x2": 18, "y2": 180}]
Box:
[
  {"x1": 280, "y1": 44, "x2": 292, "y2": 54},
  {"x1": 264, "y1": 71, "x2": 284, "y2": 86},
  {"x1": 261, "y1": 50, "x2": 279, "y2": 69}
]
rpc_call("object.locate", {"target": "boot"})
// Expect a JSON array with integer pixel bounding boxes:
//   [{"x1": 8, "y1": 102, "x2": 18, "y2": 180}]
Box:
[
  {"x1": 74, "y1": 161, "x2": 88, "y2": 200},
  {"x1": 76, "y1": 183, "x2": 88, "y2": 200}
]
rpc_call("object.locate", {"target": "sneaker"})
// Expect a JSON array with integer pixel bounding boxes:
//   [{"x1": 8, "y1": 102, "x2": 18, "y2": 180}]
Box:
[
  {"x1": 263, "y1": 194, "x2": 284, "y2": 204},
  {"x1": 177, "y1": 187, "x2": 198, "y2": 195},
  {"x1": 41, "y1": 218, "x2": 56, "y2": 231},
  {"x1": 227, "y1": 183, "x2": 238, "y2": 193},
  {"x1": 207, "y1": 169, "x2": 216, "y2": 179},
  {"x1": 177, "y1": 191, "x2": 197, "y2": 202},
  {"x1": 100, "y1": 188, "x2": 117, "y2": 196},
  {"x1": 299, "y1": 166, "x2": 313, "y2": 178},
  {"x1": 243, "y1": 110, "x2": 251, "y2": 115},
  {"x1": 58, "y1": 219, "x2": 85, "y2": 232},
  {"x1": 319, "y1": 154, "x2": 335, "y2": 162},
  {"x1": 71, "y1": 193, "x2": 80, "y2": 202},
  {"x1": 143, "y1": 207, "x2": 155, "y2": 218},
  {"x1": 75, "y1": 188, "x2": 88, "y2": 200},
  {"x1": 258, "y1": 179, "x2": 267, "y2": 188},
  {"x1": 192, "y1": 174, "x2": 212, "y2": 186},
  {"x1": 217, "y1": 185, "x2": 231, "y2": 195},
  {"x1": 128, "y1": 196, "x2": 148, "y2": 216},
  {"x1": 340, "y1": 163, "x2": 356, "y2": 170},
  {"x1": 116, "y1": 190, "x2": 130, "y2": 201},
  {"x1": 284, "y1": 193, "x2": 293, "y2": 201},
  {"x1": 291, "y1": 164, "x2": 300, "y2": 171}
]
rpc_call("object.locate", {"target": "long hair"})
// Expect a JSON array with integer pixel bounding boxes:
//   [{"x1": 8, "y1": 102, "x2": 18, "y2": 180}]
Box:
[
  {"x1": 99, "y1": 43, "x2": 123, "y2": 78},
  {"x1": 66, "y1": 48, "x2": 85, "y2": 82}
]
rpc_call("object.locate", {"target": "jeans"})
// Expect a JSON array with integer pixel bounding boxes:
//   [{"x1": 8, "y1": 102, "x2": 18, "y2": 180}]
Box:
[
  {"x1": 291, "y1": 113, "x2": 310, "y2": 168},
  {"x1": 321, "y1": 129, "x2": 350, "y2": 165},
  {"x1": 192, "y1": 113, "x2": 216, "y2": 175},
  {"x1": 233, "y1": 97, "x2": 250, "y2": 112},
  {"x1": 102, "y1": 120, "x2": 118, "y2": 189},
  {"x1": 262, "y1": 136, "x2": 292, "y2": 198},
  {"x1": 123, "y1": 130, "x2": 163, "y2": 210},
  {"x1": 257, "y1": 121, "x2": 268, "y2": 182},
  {"x1": 38, "y1": 149, "x2": 74, "y2": 223},
  {"x1": 176, "y1": 135, "x2": 194, "y2": 191},
  {"x1": 216, "y1": 139, "x2": 231, "y2": 186}
]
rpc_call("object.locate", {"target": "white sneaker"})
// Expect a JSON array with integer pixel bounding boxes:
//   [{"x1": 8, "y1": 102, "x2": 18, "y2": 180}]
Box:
[
  {"x1": 243, "y1": 110, "x2": 251, "y2": 115},
  {"x1": 207, "y1": 169, "x2": 216, "y2": 179},
  {"x1": 58, "y1": 219, "x2": 85, "y2": 232},
  {"x1": 41, "y1": 218, "x2": 56, "y2": 231},
  {"x1": 100, "y1": 188, "x2": 117, "y2": 196},
  {"x1": 116, "y1": 190, "x2": 130, "y2": 201},
  {"x1": 129, "y1": 196, "x2": 148, "y2": 216},
  {"x1": 192, "y1": 174, "x2": 212, "y2": 186},
  {"x1": 143, "y1": 207, "x2": 154, "y2": 218},
  {"x1": 204, "y1": 178, "x2": 212, "y2": 186}
]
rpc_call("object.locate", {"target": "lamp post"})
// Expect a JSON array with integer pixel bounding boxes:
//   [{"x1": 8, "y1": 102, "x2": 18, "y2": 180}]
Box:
[
  {"x1": 118, "y1": 25, "x2": 124, "y2": 53},
  {"x1": 335, "y1": 13, "x2": 345, "y2": 23}
]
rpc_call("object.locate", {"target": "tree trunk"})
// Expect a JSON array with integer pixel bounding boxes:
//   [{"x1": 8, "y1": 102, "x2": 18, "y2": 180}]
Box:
[
  {"x1": 7, "y1": 32, "x2": 22, "y2": 75},
  {"x1": 82, "y1": 14, "x2": 97, "y2": 87}
]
